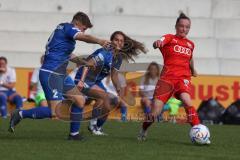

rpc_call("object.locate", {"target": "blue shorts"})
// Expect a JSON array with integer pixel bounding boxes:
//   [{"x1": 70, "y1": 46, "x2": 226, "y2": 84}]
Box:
[
  {"x1": 0, "y1": 89, "x2": 16, "y2": 97},
  {"x1": 39, "y1": 69, "x2": 75, "y2": 100}
]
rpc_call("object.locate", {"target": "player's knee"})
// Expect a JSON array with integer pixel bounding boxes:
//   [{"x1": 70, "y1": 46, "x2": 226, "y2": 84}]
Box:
[
  {"x1": 11, "y1": 94, "x2": 23, "y2": 109},
  {"x1": 72, "y1": 95, "x2": 85, "y2": 107},
  {"x1": 100, "y1": 92, "x2": 110, "y2": 102},
  {"x1": 12, "y1": 94, "x2": 22, "y2": 101}
]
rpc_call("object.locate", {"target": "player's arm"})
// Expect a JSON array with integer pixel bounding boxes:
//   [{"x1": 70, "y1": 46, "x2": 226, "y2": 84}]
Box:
[
  {"x1": 153, "y1": 35, "x2": 172, "y2": 49},
  {"x1": 139, "y1": 78, "x2": 147, "y2": 98},
  {"x1": 1, "y1": 68, "x2": 16, "y2": 89},
  {"x1": 190, "y1": 59, "x2": 197, "y2": 77},
  {"x1": 70, "y1": 54, "x2": 95, "y2": 69},
  {"x1": 77, "y1": 58, "x2": 96, "y2": 90},
  {"x1": 29, "y1": 82, "x2": 37, "y2": 91},
  {"x1": 0, "y1": 82, "x2": 15, "y2": 89},
  {"x1": 153, "y1": 40, "x2": 163, "y2": 49},
  {"x1": 29, "y1": 69, "x2": 39, "y2": 91},
  {"x1": 111, "y1": 69, "x2": 122, "y2": 96},
  {"x1": 75, "y1": 34, "x2": 111, "y2": 48},
  {"x1": 111, "y1": 55, "x2": 123, "y2": 96}
]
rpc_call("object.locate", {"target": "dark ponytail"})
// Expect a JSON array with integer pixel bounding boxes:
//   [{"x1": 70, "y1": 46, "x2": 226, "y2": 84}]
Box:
[
  {"x1": 175, "y1": 12, "x2": 190, "y2": 26},
  {"x1": 110, "y1": 31, "x2": 147, "y2": 62}
]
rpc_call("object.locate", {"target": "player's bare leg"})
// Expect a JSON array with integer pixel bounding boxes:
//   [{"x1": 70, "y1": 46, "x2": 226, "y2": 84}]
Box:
[
  {"x1": 9, "y1": 99, "x2": 62, "y2": 133},
  {"x1": 179, "y1": 92, "x2": 200, "y2": 126},
  {"x1": 83, "y1": 87, "x2": 112, "y2": 135},
  {"x1": 64, "y1": 87, "x2": 86, "y2": 140}
]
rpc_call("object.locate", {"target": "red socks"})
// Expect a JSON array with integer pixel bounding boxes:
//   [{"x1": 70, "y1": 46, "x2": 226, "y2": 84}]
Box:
[
  {"x1": 185, "y1": 106, "x2": 200, "y2": 126},
  {"x1": 142, "y1": 106, "x2": 200, "y2": 130},
  {"x1": 142, "y1": 114, "x2": 155, "y2": 131}
]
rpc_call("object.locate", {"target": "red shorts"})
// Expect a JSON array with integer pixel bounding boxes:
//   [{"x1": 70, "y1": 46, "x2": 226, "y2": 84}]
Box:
[{"x1": 153, "y1": 78, "x2": 191, "y2": 103}]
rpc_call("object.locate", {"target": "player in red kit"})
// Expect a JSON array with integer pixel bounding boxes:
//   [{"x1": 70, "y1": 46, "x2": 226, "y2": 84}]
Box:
[{"x1": 138, "y1": 13, "x2": 209, "y2": 143}]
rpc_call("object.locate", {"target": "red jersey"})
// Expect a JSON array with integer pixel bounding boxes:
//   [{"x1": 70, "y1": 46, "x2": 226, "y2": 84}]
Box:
[{"x1": 159, "y1": 34, "x2": 194, "y2": 80}]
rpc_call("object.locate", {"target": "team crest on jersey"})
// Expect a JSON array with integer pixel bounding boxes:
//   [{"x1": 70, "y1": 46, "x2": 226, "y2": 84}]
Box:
[
  {"x1": 94, "y1": 53, "x2": 104, "y2": 64},
  {"x1": 183, "y1": 79, "x2": 190, "y2": 87}
]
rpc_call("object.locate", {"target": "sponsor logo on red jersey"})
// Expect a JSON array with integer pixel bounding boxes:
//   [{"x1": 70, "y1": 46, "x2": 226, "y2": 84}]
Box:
[{"x1": 173, "y1": 45, "x2": 191, "y2": 56}]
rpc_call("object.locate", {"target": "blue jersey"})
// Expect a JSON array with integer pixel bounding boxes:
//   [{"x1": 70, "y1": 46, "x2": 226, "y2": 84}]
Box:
[
  {"x1": 75, "y1": 48, "x2": 123, "y2": 86},
  {"x1": 41, "y1": 23, "x2": 81, "y2": 74}
]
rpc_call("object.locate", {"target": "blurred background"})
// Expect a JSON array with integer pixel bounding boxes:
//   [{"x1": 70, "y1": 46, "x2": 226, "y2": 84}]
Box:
[
  {"x1": 0, "y1": 0, "x2": 240, "y2": 75},
  {"x1": 0, "y1": 0, "x2": 240, "y2": 123}
]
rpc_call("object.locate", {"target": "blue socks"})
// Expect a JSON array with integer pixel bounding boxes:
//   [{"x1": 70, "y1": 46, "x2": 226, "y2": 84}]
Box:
[
  {"x1": 0, "y1": 95, "x2": 7, "y2": 118},
  {"x1": 92, "y1": 107, "x2": 101, "y2": 119},
  {"x1": 21, "y1": 106, "x2": 51, "y2": 119},
  {"x1": 96, "y1": 108, "x2": 108, "y2": 128},
  {"x1": 144, "y1": 106, "x2": 151, "y2": 114},
  {"x1": 0, "y1": 94, "x2": 22, "y2": 117},
  {"x1": 70, "y1": 104, "x2": 83, "y2": 135},
  {"x1": 12, "y1": 95, "x2": 23, "y2": 109},
  {"x1": 120, "y1": 105, "x2": 127, "y2": 122},
  {"x1": 97, "y1": 116, "x2": 107, "y2": 128}
]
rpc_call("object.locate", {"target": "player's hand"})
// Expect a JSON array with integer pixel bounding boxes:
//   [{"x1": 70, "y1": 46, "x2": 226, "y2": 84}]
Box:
[
  {"x1": 99, "y1": 40, "x2": 111, "y2": 49},
  {"x1": 153, "y1": 40, "x2": 162, "y2": 49},
  {"x1": 77, "y1": 80, "x2": 85, "y2": 91}
]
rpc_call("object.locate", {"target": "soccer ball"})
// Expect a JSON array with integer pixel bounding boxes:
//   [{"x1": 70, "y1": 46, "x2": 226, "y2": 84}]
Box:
[{"x1": 189, "y1": 124, "x2": 210, "y2": 145}]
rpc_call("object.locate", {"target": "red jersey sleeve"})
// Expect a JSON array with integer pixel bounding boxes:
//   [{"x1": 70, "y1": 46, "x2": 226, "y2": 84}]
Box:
[{"x1": 159, "y1": 34, "x2": 174, "y2": 47}]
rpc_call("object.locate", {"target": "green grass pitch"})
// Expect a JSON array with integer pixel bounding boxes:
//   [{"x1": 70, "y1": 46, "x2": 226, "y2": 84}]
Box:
[{"x1": 0, "y1": 119, "x2": 240, "y2": 160}]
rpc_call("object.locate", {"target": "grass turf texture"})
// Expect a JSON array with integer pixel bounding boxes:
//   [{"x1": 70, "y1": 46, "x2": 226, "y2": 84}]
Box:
[{"x1": 0, "y1": 119, "x2": 240, "y2": 160}]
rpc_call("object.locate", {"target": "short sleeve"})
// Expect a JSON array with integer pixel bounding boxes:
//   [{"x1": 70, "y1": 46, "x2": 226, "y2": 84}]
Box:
[
  {"x1": 31, "y1": 68, "x2": 39, "y2": 83},
  {"x1": 112, "y1": 54, "x2": 123, "y2": 71},
  {"x1": 8, "y1": 67, "x2": 16, "y2": 83},
  {"x1": 92, "y1": 52, "x2": 105, "y2": 66},
  {"x1": 160, "y1": 34, "x2": 173, "y2": 47},
  {"x1": 65, "y1": 24, "x2": 81, "y2": 39}
]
